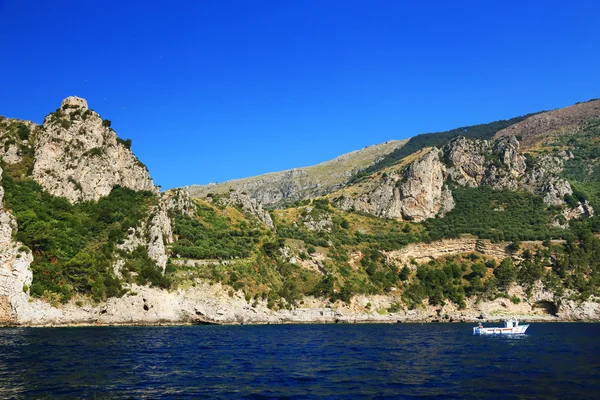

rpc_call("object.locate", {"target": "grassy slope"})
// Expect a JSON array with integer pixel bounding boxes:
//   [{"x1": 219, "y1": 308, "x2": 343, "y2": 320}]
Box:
[{"x1": 184, "y1": 140, "x2": 407, "y2": 200}]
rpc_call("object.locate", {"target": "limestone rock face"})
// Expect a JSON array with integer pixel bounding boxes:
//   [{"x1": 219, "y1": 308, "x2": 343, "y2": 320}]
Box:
[
  {"x1": 557, "y1": 296, "x2": 600, "y2": 321},
  {"x1": 337, "y1": 149, "x2": 453, "y2": 221},
  {"x1": 215, "y1": 190, "x2": 275, "y2": 230},
  {"x1": 443, "y1": 136, "x2": 583, "y2": 209},
  {"x1": 116, "y1": 190, "x2": 196, "y2": 273},
  {"x1": 32, "y1": 96, "x2": 157, "y2": 203},
  {"x1": 163, "y1": 189, "x2": 196, "y2": 218},
  {"x1": 398, "y1": 149, "x2": 454, "y2": 221},
  {"x1": 443, "y1": 136, "x2": 527, "y2": 189},
  {"x1": 0, "y1": 167, "x2": 34, "y2": 324},
  {"x1": 302, "y1": 207, "x2": 333, "y2": 232},
  {"x1": 336, "y1": 135, "x2": 589, "y2": 222}
]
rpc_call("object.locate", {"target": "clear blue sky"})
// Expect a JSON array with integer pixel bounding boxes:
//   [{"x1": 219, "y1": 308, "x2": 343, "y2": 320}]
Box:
[{"x1": 1, "y1": 1, "x2": 599, "y2": 189}]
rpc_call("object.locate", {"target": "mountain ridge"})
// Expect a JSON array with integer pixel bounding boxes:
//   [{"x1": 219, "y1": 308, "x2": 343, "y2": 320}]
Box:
[
  {"x1": 184, "y1": 139, "x2": 408, "y2": 207},
  {"x1": 1, "y1": 96, "x2": 600, "y2": 326}
]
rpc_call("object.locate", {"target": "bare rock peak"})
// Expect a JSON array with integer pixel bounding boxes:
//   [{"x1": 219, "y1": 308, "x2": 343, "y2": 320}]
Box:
[
  {"x1": 61, "y1": 96, "x2": 88, "y2": 111},
  {"x1": 32, "y1": 96, "x2": 156, "y2": 203}
]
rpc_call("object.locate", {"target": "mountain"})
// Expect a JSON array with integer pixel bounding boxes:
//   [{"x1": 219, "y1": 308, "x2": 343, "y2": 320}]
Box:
[
  {"x1": 184, "y1": 140, "x2": 407, "y2": 207},
  {"x1": 1, "y1": 97, "x2": 599, "y2": 326}
]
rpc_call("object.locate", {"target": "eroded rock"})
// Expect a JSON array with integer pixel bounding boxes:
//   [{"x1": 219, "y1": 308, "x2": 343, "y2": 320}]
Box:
[{"x1": 32, "y1": 96, "x2": 157, "y2": 203}]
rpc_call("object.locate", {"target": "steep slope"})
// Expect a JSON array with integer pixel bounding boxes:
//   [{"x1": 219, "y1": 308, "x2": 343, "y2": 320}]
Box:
[
  {"x1": 32, "y1": 96, "x2": 157, "y2": 203},
  {"x1": 350, "y1": 112, "x2": 539, "y2": 182},
  {"x1": 495, "y1": 99, "x2": 600, "y2": 151},
  {"x1": 184, "y1": 140, "x2": 407, "y2": 207},
  {"x1": 0, "y1": 166, "x2": 33, "y2": 324},
  {"x1": 0, "y1": 97, "x2": 192, "y2": 307},
  {"x1": 2, "y1": 97, "x2": 600, "y2": 325},
  {"x1": 331, "y1": 136, "x2": 589, "y2": 223}
]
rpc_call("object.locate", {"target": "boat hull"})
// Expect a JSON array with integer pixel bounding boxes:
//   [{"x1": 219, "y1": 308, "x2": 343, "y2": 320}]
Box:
[{"x1": 473, "y1": 324, "x2": 529, "y2": 335}]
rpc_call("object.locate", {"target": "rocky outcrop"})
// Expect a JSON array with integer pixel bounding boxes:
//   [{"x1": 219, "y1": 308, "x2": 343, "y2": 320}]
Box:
[
  {"x1": 0, "y1": 167, "x2": 34, "y2": 324},
  {"x1": 301, "y1": 207, "x2": 333, "y2": 232},
  {"x1": 336, "y1": 149, "x2": 454, "y2": 221},
  {"x1": 384, "y1": 238, "x2": 510, "y2": 267},
  {"x1": 32, "y1": 96, "x2": 157, "y2": 203},
  {"x1": 163, "y1": 189, "x2": 196, "y2": 218},
  {"x1": 336, "y1": 136, "x2": 590, "y2": 221},
  {"x1": 557, "y1": 296, "x2": 600, "y2": 321},
  {"x1": 0, "y1": 118, "x2": 37, "y2": 165},
  {"x1": 444, "y1": 136, "x2": 526, "y2": 189},
  {"x1": 443, "y1": 136, "x2": 575, "y2": 207},
  {"x1": 214, "y1": 190, "x2": 274, "y2": 230},
  {"x1": 118, "y1": 191, "x2": 196, "y2": 273},
  {"x1": 184, "y1": 140, "x2": 408, "y2": 208},
  {"x1": 117, "y1": 190, "x2": 196, "y2": 273}
]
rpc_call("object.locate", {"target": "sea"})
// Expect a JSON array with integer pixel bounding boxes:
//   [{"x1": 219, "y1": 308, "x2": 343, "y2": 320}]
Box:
[{"x1": 0, "y1": 323, "x2": 598, "y2": 399}]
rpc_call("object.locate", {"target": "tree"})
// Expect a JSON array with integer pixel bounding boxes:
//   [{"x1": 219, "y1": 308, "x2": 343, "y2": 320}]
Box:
[{"x1": 494, "y1": 258, "x2": 517, "y2": 290}]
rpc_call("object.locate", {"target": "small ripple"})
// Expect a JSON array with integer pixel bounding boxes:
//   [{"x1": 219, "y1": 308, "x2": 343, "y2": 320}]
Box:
[{"x1": 0, "y1": 323, "x2": 598, "y2": 398}]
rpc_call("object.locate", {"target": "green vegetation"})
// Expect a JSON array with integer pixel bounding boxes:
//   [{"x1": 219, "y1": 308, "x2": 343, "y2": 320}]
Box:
[
  {"x1": 424, "y1": 186, "x2": 563, "y2": 242},
  {"x1": 2, "y1": 110, "x2": 600, "y2": 312},
  {"x1": 560, "y1": 119, "x2": 600, "y2": 208},
  {"x1": 117, "y1": 137, "x2": 132, "y2": 150},
  {"x1": 171, "y1": 202, "x2": 262, "y2": 259},
  {"x1": 2, "y1": 167, "x2": 163, "y2": 303}
]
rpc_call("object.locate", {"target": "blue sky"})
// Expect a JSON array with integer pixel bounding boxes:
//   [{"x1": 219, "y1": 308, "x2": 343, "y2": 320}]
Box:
[{"x1": 1, "y1": 1, "x2": 599, "y2": 189}]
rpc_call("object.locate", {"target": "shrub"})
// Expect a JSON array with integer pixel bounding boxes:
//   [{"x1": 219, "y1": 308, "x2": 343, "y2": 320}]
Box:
[{"x1": 117, "y1": 137, "x2": 132, "y2": 150}]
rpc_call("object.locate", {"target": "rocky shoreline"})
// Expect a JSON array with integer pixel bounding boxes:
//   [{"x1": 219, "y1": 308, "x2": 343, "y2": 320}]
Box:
[{"x1": 2, "y1": 281, "x2": 599, "y2": 328}]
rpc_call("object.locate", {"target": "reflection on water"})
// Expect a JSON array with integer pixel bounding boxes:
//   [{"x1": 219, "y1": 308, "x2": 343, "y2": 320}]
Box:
[{"x1": 0, "y1": 323, "x2": 598, "y2": 398}]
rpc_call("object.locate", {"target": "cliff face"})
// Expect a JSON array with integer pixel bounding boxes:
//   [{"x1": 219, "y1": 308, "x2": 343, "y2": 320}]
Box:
[
  {"x1": 32, "y1": 97, "x2": 157, "y2": 203},
  {"x1": 0, "y1": 167, "x2": 33, "y2": 324},
  {"x1": 335, "y1": 148, "x2": 454, "y2": 221},
  {"x1": 334, "y1": 136, "x2": 590, "y2": 222},
  {"x1": 118, "y1": 189, "x2": 196, "y2": 272}
]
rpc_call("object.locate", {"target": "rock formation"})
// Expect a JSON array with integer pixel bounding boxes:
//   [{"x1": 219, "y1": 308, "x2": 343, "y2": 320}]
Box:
[
  {"x1": 184, "y1": 140, "x2": 407, "y2": 207},
  {"x1": 214, "y1": 190, "x2": 274, "y2": 230},
  {"x1": 336, "y1": 148, "x2": 454, "y2": 221},
  {"x1": 0, "y1": 166, "x2": 33, "y2": 324},
  {"x1": 32, "y1": 96, "x2": 157, "y2": 203},
  {"x1": 335, "y1": 136, "x2": 591, "y2": 222},
  {"x1": 118, "y1": 189, "x2": 196, "y2": 272},
  {"x1": 0, "y1": 118, "x2": 37, "y2": 165}
]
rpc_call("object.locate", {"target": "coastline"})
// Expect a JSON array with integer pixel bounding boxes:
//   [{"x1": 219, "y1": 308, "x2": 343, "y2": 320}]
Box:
[{"x1": 4, "y1": 281, "x2": 600, "y2": 328}]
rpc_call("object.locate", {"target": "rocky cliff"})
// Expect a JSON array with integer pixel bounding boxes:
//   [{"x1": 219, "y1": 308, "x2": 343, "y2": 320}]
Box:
[
  {"x1": 32, "y1": 97, "x2": 157, "y2": 203},
  {"x1": 0, "y1": 166, "x2": 33, "y2": 324},
  {"x1": 334, "y1": 136, "x2": 590, "y2": 222},
  {"x1": 184, "y1": 140, "x2": 407, "y2": 207},
  {"x1": 2, "y1": 97, "x2": 600, "y2": 326},
  {"x1": 118, "y1": 189, "x2": 196, "y2": 272}
]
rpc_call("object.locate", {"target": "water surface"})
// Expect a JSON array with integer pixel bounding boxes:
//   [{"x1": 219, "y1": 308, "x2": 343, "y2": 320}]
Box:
[{"x1": 0, "y1": 323, "x2": 598, "y2": 398}]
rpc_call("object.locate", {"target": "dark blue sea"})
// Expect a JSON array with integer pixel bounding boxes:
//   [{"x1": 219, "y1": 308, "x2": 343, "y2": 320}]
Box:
[{"x1": 0, "y1": 323, "x2": 599, "y2": 399}]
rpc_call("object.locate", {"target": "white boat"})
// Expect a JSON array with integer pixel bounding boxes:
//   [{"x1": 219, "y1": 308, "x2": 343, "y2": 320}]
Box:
[{"x1": 473, "y1": 319, "x2": 529, "y2": 335}]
